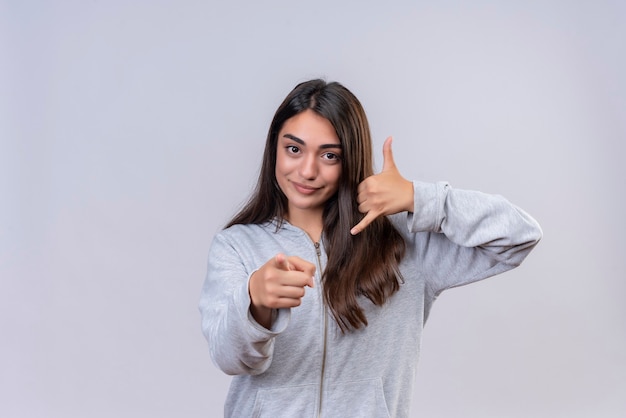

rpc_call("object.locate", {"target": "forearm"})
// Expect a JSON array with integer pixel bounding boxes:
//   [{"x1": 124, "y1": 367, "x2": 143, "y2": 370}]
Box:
[
  {"x1": 201, "y1": 274, "x2": 294, "y2": 375},
  {"x1": 199, "y1": 236, "x2": 290, "y2": 376},
  {"x1": 408, "y1": 181, "x2": 542, "y2": 264}
]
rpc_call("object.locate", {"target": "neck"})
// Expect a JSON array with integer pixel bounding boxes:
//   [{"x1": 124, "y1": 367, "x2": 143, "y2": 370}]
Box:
[{"x1": 286, "y1": 209, "x2": 323, "y2": 243}]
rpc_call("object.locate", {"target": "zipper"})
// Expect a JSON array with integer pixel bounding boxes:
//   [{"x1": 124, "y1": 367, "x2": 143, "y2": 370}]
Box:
[{"x1": 314, "y1": 241, "x2": 328, "y2": 418}]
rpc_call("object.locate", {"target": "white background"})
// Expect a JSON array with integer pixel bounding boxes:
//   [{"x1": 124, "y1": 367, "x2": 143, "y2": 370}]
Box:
[{"x1": 2, "y1": 0, "x2": 625, "y2": 416}]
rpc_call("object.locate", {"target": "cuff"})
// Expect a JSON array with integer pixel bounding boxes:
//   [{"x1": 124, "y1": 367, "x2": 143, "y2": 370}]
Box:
[
  {"x1": 238, "y1": 271, "x2": 291, "y2": 339},
  {"x1": 406, "y1": 181, "x2": 449, "y2": 233}
]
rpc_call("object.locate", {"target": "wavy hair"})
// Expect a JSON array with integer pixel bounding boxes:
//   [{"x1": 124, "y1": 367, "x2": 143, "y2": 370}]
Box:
[{"x1": 227, "y1": 79, "x2": 406, "y2": 331}]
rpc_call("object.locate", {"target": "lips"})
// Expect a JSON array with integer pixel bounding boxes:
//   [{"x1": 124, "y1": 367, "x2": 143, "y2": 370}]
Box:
[{"x1": 292, "y1": 181, "x2": 320, "y2": 195}]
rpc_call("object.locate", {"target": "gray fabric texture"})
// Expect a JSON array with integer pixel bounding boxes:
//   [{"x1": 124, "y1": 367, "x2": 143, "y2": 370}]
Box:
[{"x1": 199, "y1": 181, "x2": 542, "y2": 417}]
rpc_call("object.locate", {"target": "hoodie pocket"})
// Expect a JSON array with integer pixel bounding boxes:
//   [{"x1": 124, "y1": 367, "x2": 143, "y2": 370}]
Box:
[
  {"x1": 252, "y1": 384, "x2": 318, "y2": 418},
  {"x1": 325, "y1": 378, "x2": 391, "y2": 418}
]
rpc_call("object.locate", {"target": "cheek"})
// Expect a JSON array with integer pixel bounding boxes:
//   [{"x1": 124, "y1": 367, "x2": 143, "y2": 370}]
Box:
[
  {"x1": 274, "y1": 154, "x2": 294, "y2": 192},
  {"x1": 275, "y1": 152, "x2": 296, "y2": 174},
  {"x1": 274, "y1": 153, "x2": 287, "y2": 175},
  {"x1": 328, "y1": 166, "x2": 342, "y2": 188}
]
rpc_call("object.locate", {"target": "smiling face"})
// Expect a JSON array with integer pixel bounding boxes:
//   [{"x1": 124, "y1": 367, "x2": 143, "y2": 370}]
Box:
[{"x1": 275, "y1": 109, "x2": 342, "y2": 226}]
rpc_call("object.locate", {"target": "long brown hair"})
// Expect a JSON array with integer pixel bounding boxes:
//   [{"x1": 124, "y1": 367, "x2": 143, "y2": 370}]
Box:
[{"x1": 227, "y1": 79, "x2": 406, "y2": 331}]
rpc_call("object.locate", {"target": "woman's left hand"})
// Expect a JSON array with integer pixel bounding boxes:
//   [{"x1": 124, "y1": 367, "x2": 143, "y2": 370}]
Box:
[{"x1": 350, "y1": 137, "x2": 414, "y2": 235}]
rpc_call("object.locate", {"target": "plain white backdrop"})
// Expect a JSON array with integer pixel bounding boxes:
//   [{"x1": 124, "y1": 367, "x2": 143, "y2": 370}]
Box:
[{"x1": 2, "y1": 0, "x2": 625, "y2": 416}]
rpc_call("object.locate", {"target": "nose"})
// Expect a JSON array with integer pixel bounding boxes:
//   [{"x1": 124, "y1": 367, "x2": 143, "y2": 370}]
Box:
[{"x1": 299, "y1": 154, "x2": 318, "y2": 180}]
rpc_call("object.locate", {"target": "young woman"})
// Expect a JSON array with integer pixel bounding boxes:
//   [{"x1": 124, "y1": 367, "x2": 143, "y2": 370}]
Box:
[{"x1": 199, "y1": 79, "x2": 542, "y2": 417}]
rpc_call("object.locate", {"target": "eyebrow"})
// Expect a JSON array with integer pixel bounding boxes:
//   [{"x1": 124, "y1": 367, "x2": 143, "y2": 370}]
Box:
[{"x1": 283, "y1": 134, "x2": 342, "y2": 150}]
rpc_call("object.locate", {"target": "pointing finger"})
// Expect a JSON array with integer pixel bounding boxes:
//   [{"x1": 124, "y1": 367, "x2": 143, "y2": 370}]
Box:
[{"x1": 275, "y1": 253, "x2": 291, "y2": 271}]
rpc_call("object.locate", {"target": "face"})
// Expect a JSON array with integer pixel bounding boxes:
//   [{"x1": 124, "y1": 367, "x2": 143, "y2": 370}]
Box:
[{"x1": 275, "y1": 109, "x2": 342, "y2": 222}]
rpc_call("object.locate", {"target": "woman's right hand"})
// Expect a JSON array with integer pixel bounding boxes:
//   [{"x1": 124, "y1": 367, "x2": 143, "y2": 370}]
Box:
[{"x1": 248, "y1": 254, "x2": 316, "y2": 328}]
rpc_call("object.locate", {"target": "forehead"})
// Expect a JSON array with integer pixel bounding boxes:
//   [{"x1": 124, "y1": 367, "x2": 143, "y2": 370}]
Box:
[{"x1": 279, "y1": 110, "x2": 340, "y2": 144}]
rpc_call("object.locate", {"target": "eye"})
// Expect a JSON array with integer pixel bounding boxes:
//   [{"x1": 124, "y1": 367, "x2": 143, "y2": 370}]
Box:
[
  {"x1": 286, "y1": 145, "x2": 300, "y2": 154},
  {"x1": 322, "y1": 152, "x2": 341, "y2": 162}
]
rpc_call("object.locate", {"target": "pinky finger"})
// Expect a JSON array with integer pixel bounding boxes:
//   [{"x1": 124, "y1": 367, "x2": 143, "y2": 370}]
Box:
[{"x1": 350, "y1": 212, "x2": 377, "y2": 235}]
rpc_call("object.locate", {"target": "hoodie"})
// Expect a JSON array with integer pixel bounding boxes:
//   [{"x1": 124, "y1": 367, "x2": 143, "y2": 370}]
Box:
[{"x1": 199, "y1": 181, "x2": 542, "y2": 417}]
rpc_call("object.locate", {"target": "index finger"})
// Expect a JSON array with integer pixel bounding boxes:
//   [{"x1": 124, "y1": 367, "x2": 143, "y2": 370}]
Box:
[
  {"x1": 274, "y1": 253, "x2": 292, "y2": 271},
  {"x1": 285, "y1": 256, "x2": 315, "y2": 272}
]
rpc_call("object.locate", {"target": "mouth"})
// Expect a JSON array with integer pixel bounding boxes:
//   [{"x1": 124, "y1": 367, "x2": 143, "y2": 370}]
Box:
[{"x1": 292, "y1": 181, "x2": 320, "y2": 195}]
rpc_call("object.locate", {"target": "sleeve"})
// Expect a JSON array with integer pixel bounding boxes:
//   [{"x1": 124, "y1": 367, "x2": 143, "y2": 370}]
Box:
[
  {"x1": 198, "y1": 232, "x2": 291, "y2": 376},
  {"x1": 406, "y1": 181, "x2": 542, "y2": 297}
]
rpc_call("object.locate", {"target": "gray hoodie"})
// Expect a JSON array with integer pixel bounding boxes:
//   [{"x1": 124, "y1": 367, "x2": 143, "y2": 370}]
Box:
[{"x1": 199, "y1": 181, "x2": 542, "y2": 417}]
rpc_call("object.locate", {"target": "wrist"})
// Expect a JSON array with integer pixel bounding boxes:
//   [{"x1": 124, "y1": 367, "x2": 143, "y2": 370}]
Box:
[
  {"x1": 404, "y1": 179, "x2": 415, "y2": 213},
  {"x1": 248, "y1": 272, "x2": 272, "y2": 328},
  {"x1": 249, "y1": 303, "x2": 273, "y2": 329}
]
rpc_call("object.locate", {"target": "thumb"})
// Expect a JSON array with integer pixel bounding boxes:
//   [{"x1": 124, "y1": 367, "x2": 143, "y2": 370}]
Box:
[{"x1": 381, "y1": 136, "x2": 396, "y2": 172}]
